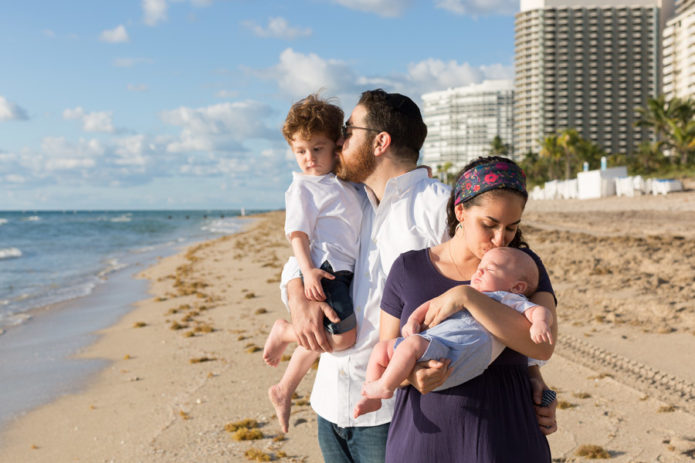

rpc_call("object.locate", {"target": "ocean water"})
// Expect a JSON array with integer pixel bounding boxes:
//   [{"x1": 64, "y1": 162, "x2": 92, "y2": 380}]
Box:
[
  {"x1": 0, "y1": 209, "x2": 262, "y2": 428},
  {"x1": 0, "y1": 210, "x2": 255, "y2": 331}
]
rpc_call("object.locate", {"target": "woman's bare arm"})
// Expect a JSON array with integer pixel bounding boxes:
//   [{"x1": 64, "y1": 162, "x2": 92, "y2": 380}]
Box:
[{"x1": 422, "y1": 286, "x2": 556, "y2": 360}]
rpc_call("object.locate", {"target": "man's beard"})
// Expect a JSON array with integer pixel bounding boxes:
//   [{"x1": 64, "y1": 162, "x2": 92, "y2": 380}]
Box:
[{"x1": 335, "y1": 139, "x2": 377, "y2": 183}]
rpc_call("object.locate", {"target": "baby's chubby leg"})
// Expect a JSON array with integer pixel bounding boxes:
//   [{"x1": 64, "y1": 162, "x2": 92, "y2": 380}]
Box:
[
  {"x1": 362, "y1": 335, "x2": 430, "y2": 399},
  {"x1": 354, "y1": 339, "x2": 397, "y2": 418}
]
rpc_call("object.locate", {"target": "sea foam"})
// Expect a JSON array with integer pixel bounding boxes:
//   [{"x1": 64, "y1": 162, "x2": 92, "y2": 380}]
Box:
[{"x1": 0, "y1": 248, "x2": 22, "y2": 260}]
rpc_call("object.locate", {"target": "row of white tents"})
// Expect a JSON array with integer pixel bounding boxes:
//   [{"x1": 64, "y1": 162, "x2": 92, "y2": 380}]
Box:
[{"x1": 530, "y1": 166, "x2": 684, "y2": 200}]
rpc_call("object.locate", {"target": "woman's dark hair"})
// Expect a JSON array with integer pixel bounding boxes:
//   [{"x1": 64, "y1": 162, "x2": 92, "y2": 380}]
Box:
[{"x1": 446, "y1": 156, "x2": 528, "y2": 248}]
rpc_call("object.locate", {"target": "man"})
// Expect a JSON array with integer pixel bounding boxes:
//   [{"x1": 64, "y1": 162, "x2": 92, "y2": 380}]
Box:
[{"x1": 283, "y1": 89, "x2": 557, "y2": 462}]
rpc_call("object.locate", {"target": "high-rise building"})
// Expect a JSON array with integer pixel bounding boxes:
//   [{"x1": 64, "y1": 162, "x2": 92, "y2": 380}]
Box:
[
  {"x1": 420, "y1": 80, "x2": 514, "y2": 172},
  {"x1": 663, "y1": 0, "x2": 695, "y2": 100},
  {"x1": 514, "y1": 0, "x2": 675, "y2": 156}
]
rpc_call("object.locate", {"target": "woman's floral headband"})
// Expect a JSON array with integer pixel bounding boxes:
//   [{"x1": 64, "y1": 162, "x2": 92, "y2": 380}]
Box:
[{"x1": 454, "y1": 161, "x2": 527, "y2": 205}]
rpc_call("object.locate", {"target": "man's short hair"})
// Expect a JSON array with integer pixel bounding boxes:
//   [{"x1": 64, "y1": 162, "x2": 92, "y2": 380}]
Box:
[
  {"x1": 282, "y1": 94, "x2": 344, "y2": 144},
  {"x1": 358, "y1": 89, "x2": 427, "y2": 164}
]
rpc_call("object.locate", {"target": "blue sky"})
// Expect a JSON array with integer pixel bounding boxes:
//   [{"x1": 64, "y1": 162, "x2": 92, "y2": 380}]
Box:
[{"x1": 0, "y1": 0, "x2": 517, "y2": 210}]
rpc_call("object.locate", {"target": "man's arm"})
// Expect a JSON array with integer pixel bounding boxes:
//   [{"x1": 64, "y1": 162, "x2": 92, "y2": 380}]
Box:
[{"x1": 287, "y1": 278, "x2": 339, "y2": 352}]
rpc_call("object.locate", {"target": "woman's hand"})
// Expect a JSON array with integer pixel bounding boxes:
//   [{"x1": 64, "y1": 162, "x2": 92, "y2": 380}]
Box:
[
  {"x1": 407, "y1": 359, "x2": 452, "y2": 394},
  {"x1": 422, "y1": 285, "x2": 470, "y2": 328},
  {"x1": 529, "y1": 366, "x2": 558, "y2": 435}
]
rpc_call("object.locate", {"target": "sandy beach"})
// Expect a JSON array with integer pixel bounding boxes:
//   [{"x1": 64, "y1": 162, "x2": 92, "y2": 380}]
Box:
[{"x1": 2, "y1": 186, "x2": 695, "y2": 462}]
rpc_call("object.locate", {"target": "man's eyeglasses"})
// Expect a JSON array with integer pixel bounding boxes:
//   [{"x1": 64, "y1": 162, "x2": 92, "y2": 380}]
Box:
[{"x1": 341, "y1": 124, "x2": 382, "y2": 138}]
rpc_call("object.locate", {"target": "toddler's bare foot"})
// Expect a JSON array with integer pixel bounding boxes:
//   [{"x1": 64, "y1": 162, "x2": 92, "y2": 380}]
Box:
[
  {"x1": 361, "y1": 380, "x2": 394, "y2": 400},
  {"x1": 263, "y1": 319, "x2": 291, "y2": 367},
  {"x1": 268, "y1": 383, "x2": 292, "y2": 433},
  {"x1": 353, "y1": 397, "x2": 382, "y2": 418}
]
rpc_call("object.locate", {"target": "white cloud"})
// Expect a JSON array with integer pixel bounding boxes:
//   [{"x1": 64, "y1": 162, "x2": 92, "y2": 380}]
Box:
[
  {"x1": 127, "y1": 83, "x2": 149, "y2": 92},
  {"x1": 0, "y1": 96, "x2": 29, "y2": 121},
  {"x1": 41, "y1": 137, "x2": 106, "y2": 159},
  {"x1": 113, "y1": 135, "x2": 150, "y2": 166},
  {"x1": 5, "y1": 174, "x2": 25, "y2": 184},
  {"x1": 62, "y1": 107, "x2": 85, "y2": 120},
  {"x1": 63, "y1": 107, "x2": 115, "y2": 133},
  {"x1": 244, "y1": 17, "x2": 312, "y2": 39},
  {"x1": 83, "y1": 112, "x2": 115, "y2": 133},
  {"x1": 143, "y1": 0, "x2": 168, "y2": 26},
  {"x1": 405, "y1": 58, "x2": 506, "y2": 92},
  {"x1": 258, "y1": 50, "x2": 512, "y2": 110},
  {"x1": 160, "y1": 100, "x2": 275, "y2": 153},
  {"x1": 43, "y1": 29, "x2": 56, "y2": 38},
  {"x1": 435, "y1": 0, "x2": 517, "y2": 15},
  {"x1": 113, "y1": 57, "x2": 153, "y2": 68},
  {"x1": 268, "y1": 48, "x2": 360, "y2": 99},
  {"x1": 331, "y1": 0, "x2": 413, "y2": 17},
  {"x1": 100, "y1": 25, "x2": 129, "y2": 43},
  {"x1": 45, "y1": 158, "x2": 97, "y2": 171},
  {"x1": 215, "y1": 89, "x2": 238, "y2": 99}
]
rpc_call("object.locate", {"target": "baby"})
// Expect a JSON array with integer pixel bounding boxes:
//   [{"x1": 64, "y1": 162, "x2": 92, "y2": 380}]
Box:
[
  {"x1": 354, "y1": 246, "x2": 553, "y2": 418},
  {"x1": 262, "y1": 94, "x2": 362, "y2": 433}
]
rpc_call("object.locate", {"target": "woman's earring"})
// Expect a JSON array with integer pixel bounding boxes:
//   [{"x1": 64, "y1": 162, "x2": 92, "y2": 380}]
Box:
[{"x1": 456, "y1": 222, "x2": 463, "y2": 232}]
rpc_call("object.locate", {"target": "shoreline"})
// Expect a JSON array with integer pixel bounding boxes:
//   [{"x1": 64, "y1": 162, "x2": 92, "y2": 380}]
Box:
[
  {"x1": 0, "y1": 210, "x2": 321, "y2": 462},
  {"x1": 2, "y1": 197, "x2": 695, "y2": 461},
  {"x1": 0, "y1": 217, "x2": 253, "y2": 433}
]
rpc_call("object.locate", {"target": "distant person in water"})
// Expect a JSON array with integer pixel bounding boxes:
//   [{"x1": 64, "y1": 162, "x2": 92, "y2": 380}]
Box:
[
  {"x1": 262, "y1": 94, "x2": 362, "y2": 433},
  {"x1": 354, "y1": 246, "x2": 553, "y2": 418}
]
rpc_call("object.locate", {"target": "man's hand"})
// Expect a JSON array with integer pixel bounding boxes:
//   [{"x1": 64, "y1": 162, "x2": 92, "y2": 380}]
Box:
[
  {"x1": 302, "y1": 267, "x2": 335, "y2": 301},
  {"x1": 407, "y1": 359, "x2": 451, "y2": 395},
  {"x1": 529, "y1": 370, "x2": 558, "y2": 435},
  {"x1": 287, "y1": 279, "x2": 339, "y2": 352}
]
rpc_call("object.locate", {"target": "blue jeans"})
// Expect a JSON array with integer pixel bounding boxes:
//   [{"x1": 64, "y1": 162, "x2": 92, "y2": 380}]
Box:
[{"x1": 317, "y1": 415, "x2": 389, "y2": 463}]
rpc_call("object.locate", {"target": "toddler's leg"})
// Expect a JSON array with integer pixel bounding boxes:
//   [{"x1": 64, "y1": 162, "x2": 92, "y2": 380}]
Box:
[
  {"x1": 268, "y1": 346, "x2": 318, "y2": 433},
  {"x1": 263, "y1": 319, "x2": 297, "y2": 367}
]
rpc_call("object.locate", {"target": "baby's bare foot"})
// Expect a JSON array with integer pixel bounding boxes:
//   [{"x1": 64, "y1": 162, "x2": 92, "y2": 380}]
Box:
[
  {"x1": 353, "y1": 397, "x2": 382, "y2": 418},
  {"x1": 263, "y1": 319, "x2": 291, "y2": 366},
  {"x1": 361, "y1": 380, "x2": 394, "y2": 400},
  {"x1": 268, "y1": 384, "x2": 292, "y2": 433}
]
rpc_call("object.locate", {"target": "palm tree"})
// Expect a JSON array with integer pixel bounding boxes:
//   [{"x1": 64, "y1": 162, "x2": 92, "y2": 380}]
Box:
[
  {"x1": 557, "y1": 129, "x2": 582, "y2": 179},
  {"x1": 489, "y1": 135, "x2": 509, "y2": 157},
  {"x1": 666, "y1": 98, "x2": 695, "y2": 165},
  {"x1": 538, "y1": 134, "x2": 562, "y2": 180},
  {"x1": 635, "y1": 95, "x2": 671, "y2": 141},
  {"x1": 436, "y1": 161, "x2": 455, "y2": 185},
  {"x1": 636, "y1": 95, "x2": 695, "y2": 166}
]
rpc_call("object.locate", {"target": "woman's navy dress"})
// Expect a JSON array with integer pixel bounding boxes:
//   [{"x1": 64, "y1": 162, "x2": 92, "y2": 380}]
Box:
[{"x1": 382, "y1": 248, "x2": 553, "y2": 463}]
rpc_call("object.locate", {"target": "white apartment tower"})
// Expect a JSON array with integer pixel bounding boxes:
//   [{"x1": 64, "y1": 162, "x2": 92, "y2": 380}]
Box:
[
  {"x1": 515, "y1": 0, "x2": 675, "y2": 156},
  {"x1": 663, "y1": 0, "x2": 695, "y2": 100},
  {"x1": 421, "y1": 80, "x2": 514, "y2": 172}
]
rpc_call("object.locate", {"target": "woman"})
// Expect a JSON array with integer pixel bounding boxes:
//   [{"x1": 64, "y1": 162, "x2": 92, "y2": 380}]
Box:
[{"x1": 381, "y1": 156, "x2": 557, "y2": 462}]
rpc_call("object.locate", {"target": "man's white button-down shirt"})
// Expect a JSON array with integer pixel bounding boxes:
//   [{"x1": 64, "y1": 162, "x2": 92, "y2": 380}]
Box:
[{"x1": 281, "y1": 168, "x2": 450, "y2": 427}]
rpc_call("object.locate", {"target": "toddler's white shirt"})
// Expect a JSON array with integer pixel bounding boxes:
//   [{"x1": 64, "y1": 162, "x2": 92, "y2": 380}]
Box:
[{"x1": 284, "y1": 172, "x2": 362, "y2": 273}]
